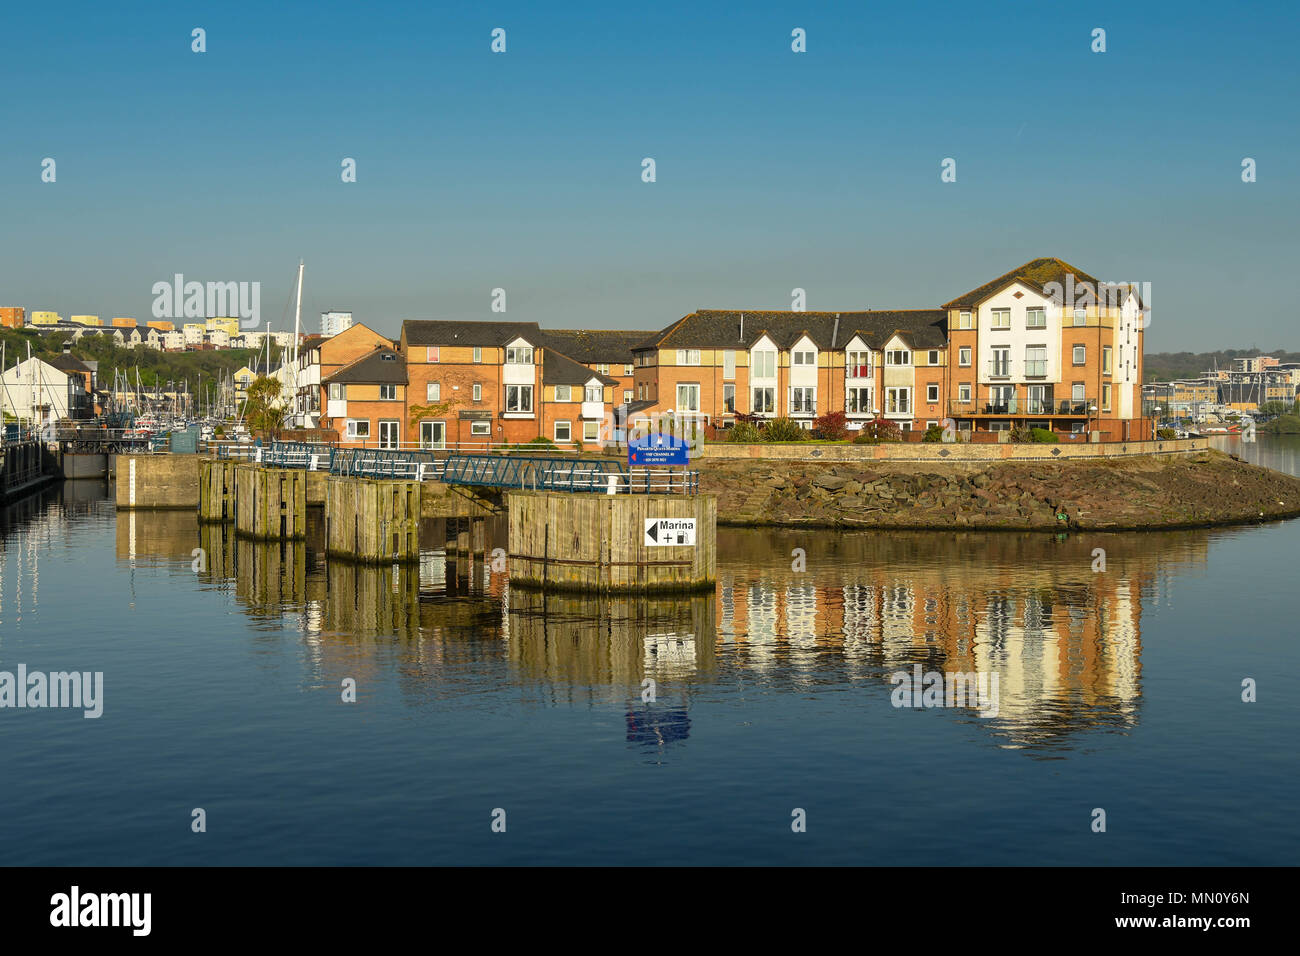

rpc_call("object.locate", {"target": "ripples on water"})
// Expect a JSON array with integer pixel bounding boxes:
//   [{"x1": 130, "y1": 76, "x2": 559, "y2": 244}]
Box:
[{"x1": 1, "y1": 438, "x2": 1298, "y2": 865}]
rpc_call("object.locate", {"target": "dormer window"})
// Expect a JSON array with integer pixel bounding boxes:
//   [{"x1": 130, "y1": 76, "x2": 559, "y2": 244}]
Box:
[
  {"x1": 792, "y1": 350, "x2": 815, "y2": 365},
  {"x1": 885, "y1": 349, "x2": 911, "y2": 366},
  {"x1": 506, "y1": 346, "x2": 533, "y2": 364}
]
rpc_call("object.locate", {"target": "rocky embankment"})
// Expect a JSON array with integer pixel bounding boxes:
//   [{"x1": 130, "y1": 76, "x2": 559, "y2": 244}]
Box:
[{"x1": 700, "y1": 449, "x2": 1300, "y2": 531}]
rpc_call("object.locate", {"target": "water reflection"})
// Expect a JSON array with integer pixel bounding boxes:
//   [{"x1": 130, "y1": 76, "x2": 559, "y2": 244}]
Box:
[{"x1": 0, "y1": 475, "x2": 1232, "y2": 754}]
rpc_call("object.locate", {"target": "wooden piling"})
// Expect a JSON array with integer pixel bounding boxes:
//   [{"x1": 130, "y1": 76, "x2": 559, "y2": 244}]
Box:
[
  {"x1": 506, "y1": 491, "x2": 716, "y2": 593},
  {"x1": 198, "y1": 459, "x2": 240, "y2": 523},
  {"x1": 234, "y1": 465, "x2": 307, "y2": 540},
  {"x1": 324, "y1": 474, "x2": 421, "y2": 563}
]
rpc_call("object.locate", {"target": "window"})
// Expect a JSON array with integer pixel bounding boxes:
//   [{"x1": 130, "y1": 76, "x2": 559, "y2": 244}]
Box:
[
  {"x1": 846, "y1": 387, "x2": 873, "y2": 414},
  {"x1": 1073, "y1": 345, "x2": 1086, "y2": 366},
  {"x1": 990, "y1": 347, "x2": 1010, "y2": 377},
  {"x1": 554, "y1": 421, "x2": 571, "y2": 442},
  {"x1": 583, "y1": 420, "x2": 599, "y2": 442},
  {"x1": 1026, "y1": 308, "x2": 1046, "y2": 329},
  {"x1": 676, "y1": 349, "x2": 701, "y2": 366},
  {"x1": 554, "y1": 384, "x2": 571, "y2": 402},
  {"x1": 420, "y1": 421, "x2": 444, "y2": 449},
  {"x1": 426, "y1": 382, "x2": 440, "y2": 402},
  {"x1": 790, "y1": 387, "x2": 816, "y2": 414},
  {"x1": 958, "y1": 347, "x2": 971, "y2": 367},
  {"x1": 425, "y1": 346, "x2": 440, "y2": 363},
  {"x1": 752, "y1": 387, "x2": 775, "y2": 413},
  {"x1": 991, "y1": 309, "x2": 1010, "y2": 330},
  {"x1": 472, "y1": 383, "x2": 481, "y2": 401},
  {"x1": 584, "y1": 385, "x2": 601, "y2": 403},
  {"x1": 751, "y1": 350, "x2": 776, "y2": 378},
  {"x1": 1102, "y1": 384, "x2": 1112, "y2": 411},
  {"x1": 723, "y1": 350, "x2": 736, "y2": 380},
  {"x1": 885, "y1": 349, "x2": 911, "y2": 366},
  {"x1": 346, "y1": 419, "x2": 370, "y2": 439},
  {"x1": 958, "y1": 383, "x2": 972, "y2": 403},
  {"x1": 926, "y1": 384, "x2": 939, "y2": 404},
  {"x1": 623, "y1": 364, "x2": 633, "y2": 376},
  {"x1": 505, "y1": 346, "x2": 533, "y2": 364},
  {"x1": 328, "y1": 383, "x2": 343, "y2": 401},
  {"x1": 847, "y1": 350, "x2": 871, "y2": 377},
  {"x1": 723, "y1": 383, "x2": 736, "y2": 413},
  {"x1": 793, "y1": 350, "x2": 815, "y2": 366},
  {"x1": 927, "y1": 350, "x2": 940, "y2": 365},
  {"x1": 473, "y1": 346, "x2": 482, "y2": 363},
  {"x1": 637, "y1": 384, "x2": 645, "y2": 401},
  {"x1": 676, "y1": 383, "x2": 700, "y2": 411},
  {"x1": 1073, "y1": 308, "x2": 1087, "y2": 326},
  {"x1": 1025, "y1": 346, "x2": 1047, "y2": 377},
  {"x1": 885, "y1": 387, "x2": 911, "y2": 415},
  {"x1": 470, "y1": 421, "x2": 491, "y2": 436},
  {"x1": 597, "y1": 364, "x2": 609, "y2": 375},
  {"x1": 380, "y1": 383, "x2": 397, "y2": 401},
  {"x1": 623, "y1": 389, "x2": 633, "y2": 403},
  {"x1": 378, "y1": 420, "x2": 400, "y2": 449},
  {"x1": 959, "y1": 311, "x2": 972, "y2": 329},
  {"x1": 1072, "y1": 383, "x2": 1086, "y2": 402},
  {"x1": 1103, "y1": 346, "x2": 1113, "y2": 374},
  {"x1": 506, "y1": 384, "x2": 533, "y2": 413}
]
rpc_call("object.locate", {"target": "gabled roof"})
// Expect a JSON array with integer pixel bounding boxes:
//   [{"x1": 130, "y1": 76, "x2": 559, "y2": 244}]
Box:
[
  {"x1": 536, "y1": 329, "x2": 657, "y2": 365},
  {"x1": 542, "y1": 349, "x2": 620, "y2": 388},
  {"x1": 49, "y1": 354, "x2": 91, "y2": 373},
  {"x1": 637, "y1": 309, "x2": 947, "y2": 351},
  {"x1": 941, "y1": 257, "x2": 1099, "y2": 309},
  {"x1": 402, "y1": 319, "x2": 540, "y2": 348},
  {"x1": 322, "y1": 347, "x2": 408, "y2": 385}
]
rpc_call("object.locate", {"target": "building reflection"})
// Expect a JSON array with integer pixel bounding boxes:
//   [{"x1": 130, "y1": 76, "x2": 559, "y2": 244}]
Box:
[{"x1": 97, "y1": 503, "x2": 1215, "y2": 751}]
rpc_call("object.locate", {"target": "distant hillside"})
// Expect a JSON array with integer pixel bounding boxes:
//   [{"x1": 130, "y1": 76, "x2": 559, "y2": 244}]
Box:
[
  {"x1": 1145, "y1": 349, "x2": 1300, "y2": 382},
  {"x1": 1, "y1": 326, "x2": 286, "y2": 391}
]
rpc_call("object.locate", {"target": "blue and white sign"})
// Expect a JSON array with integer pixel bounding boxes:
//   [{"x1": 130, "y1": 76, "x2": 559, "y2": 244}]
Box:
[{"x1": 629, "y1": 433, "x2": 689, "y2": 466}]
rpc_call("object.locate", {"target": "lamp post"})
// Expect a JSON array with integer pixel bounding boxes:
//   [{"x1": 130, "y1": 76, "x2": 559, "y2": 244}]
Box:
[{"x1": 1088, "y1": 403, "x2": 1098, "y2": 441}]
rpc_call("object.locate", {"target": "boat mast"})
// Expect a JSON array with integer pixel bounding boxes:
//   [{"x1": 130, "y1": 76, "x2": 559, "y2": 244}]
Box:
[{"x1": 291, "y1": 259, "x2": 304, "y2": 427}]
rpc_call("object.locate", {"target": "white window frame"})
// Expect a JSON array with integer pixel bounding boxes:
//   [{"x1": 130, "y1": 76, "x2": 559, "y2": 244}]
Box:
[
  {"x1": 792, "y1": 350, "x2": 816, "y2": 366},
  {"x1": 505, "y1": 346, "x2": 533, "y2": 365},
  {"x1": 846, "y1": 350, "x2": 871, "y2": 378},
  {"x1": 676, "y1": 383, "x2": 700, "y2": 412},
  {"x1": 926, "y1": 384, "x2": 939, "y2": 404},
  {"x1": 789, "y1": 386, "x2": 816, "y2": 415},
  {"x1": 885, "y1": 349, "x2": 911, "y2": 366},
  {"x1": 1025, "y1": 307, "x2": 1046, "y2": 329},
  {"x1": 472, "y1": 383, "x2": 481, "y2": 401},
  {"x1": 582, "y1": 420, "x2": 599, "y2": 442},
  {"x1": 990, "y1": 309, "x2": 1011, "y2": 330},
  {"x1": 554, "y1": 384, "x2": 571, "y2": 402},
  {"x1": 885, "y1": 387, "x2": 911, "y2": 415},
  {"x1": 470, "y1": 421, "x2": 491, "y2": 437},
  {"x1": 426, "y1": 382, "x2": 440, "y2": 402},
  {"x1": 846, "y1": 386, "x2": 873, "y2": 415},
  {"x1": 752, "y1": 386, "x2": 775, "y2": 414},
  {"x1": 676, "y1": 349, "x2": 701, "y2": 366},
  {"x1": 1073, "y1": 345, "x2": 1086, "y2": 366},
  {"x1": 554, "y1": 420, "x2": 572, "y2": 442},
  {"x1": 751, "y1": 350, "x2": 777, "y2": 378},
  {"x1": 723, "y1": 383, "x2": 736, "y2": 413},
  {"x1": 506, "y1": 384, "x2": 533, "y2": 413},
  {"x1": 958, "y1": 383, "x2": 972, "y2": 403},
  {"x1": 473, "y1": 346, "x2": 482, "y2": 363},
  {"x1": 345, "y1": 419, "x2": 370, "y2": 439},
  {"x1": 958, "y1": 347, "x2": 971, "y2": 367},
  {"x1": 1073, "y1": 308, "x2": 1087, "y2": 326},
  {"x1": 959, "y1": 311, "x2": 972, "y2": 329}
]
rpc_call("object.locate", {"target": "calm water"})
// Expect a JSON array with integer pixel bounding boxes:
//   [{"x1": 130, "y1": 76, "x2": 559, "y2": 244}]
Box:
[{"x1": 1, "y1": 438, "x2": 1298, "y2": 866}]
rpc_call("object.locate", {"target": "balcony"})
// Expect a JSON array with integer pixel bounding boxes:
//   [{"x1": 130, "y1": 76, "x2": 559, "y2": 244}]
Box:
[
  {"x1": 789, "y1": 398, "x2": 817, "y2": 417},
  {"x1": 987, "y1": 360, "x2": 1011, "y2": 379},
  {"x1": 1024, "y1": 360, "x2": 1047, "y2": 378},
  {"x1": 581, "y1": 400, "x2": 604, "y2": 419},
  {"x1": 948, "y1": 397, "x2": 1095, "y2": 417},
  {"x1": 846, "y1": 364, "x2": 872, "y2": 379}
]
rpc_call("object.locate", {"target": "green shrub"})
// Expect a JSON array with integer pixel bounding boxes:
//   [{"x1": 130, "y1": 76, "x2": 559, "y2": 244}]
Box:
[
  {"x1": 1008, "y1": 424, "x2": 1032, "y2": 443},
  {"x1": 728, "y1": 421, "x2": 763, "y2": 443},
  {"x1": 1029, "y1": 427, "x2": 1059, "y2": 443},
  {"x1": 1157, "y1": 427, "x2": 1177, "y2": 440},
  {"x1": 922, "y1": 424, "x2": 945, "y2": 443},
  {"x1": 762, "y1": 417, "x2": 807, "y2": 442}
]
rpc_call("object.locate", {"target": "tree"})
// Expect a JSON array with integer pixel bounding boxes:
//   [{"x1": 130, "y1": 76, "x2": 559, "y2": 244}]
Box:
[{"x1": 244, "y1": 375, "x2": 285, "y2": 435}]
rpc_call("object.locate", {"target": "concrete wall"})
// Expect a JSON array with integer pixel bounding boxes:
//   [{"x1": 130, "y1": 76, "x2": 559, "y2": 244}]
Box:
[{"x1": 115, "y1": 454, "x2": 202, "y2": 509}]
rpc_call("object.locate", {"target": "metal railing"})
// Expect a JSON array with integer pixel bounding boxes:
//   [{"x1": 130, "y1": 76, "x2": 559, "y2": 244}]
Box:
[{"x1": 949, "y1": 398, "x2": 1096, "y2": 416}]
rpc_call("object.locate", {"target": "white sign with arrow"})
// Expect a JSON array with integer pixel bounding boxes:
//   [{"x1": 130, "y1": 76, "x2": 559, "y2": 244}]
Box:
[{"x1": 644, "y1": 518, "x2": 696, "y2": 547}]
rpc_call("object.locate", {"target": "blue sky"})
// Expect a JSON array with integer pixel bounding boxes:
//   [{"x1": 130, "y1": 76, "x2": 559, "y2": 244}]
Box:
[{"x1": 1, "y1": 0, "x2": 1296, "y2": 350}]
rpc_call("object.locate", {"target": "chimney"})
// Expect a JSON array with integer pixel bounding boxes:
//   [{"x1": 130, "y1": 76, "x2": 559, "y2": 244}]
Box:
[
  {"x1": 831, "y1": 314, "x2": 840, "y2": 349},
  {"x1": 739, "y1": 312, "x2": 744, "y2": 343}
]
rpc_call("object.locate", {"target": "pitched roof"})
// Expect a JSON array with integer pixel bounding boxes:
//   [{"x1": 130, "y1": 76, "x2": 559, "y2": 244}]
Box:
[
  {"x1": 637, "y1": 309, "x2": 947, "y2": 351},
  {"x1": 941, "y1": 257, "x2": 1099, "y2": 309},
  {"x1": 402, "y1": 319, "x2": 540, "y2": 348},
  {"x1": 322, "y1": 347, "x2": 408, "y2": 385},
  {"x1": 49, "y1": 354, "x2": 91, "y2": 373},
  {"x1": 542, "y1": 349, "x2": 620, "y2": 388},
  {"x1": 536, "y1": 329, "x2": 657, "y2": 365}
]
